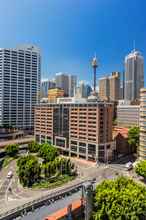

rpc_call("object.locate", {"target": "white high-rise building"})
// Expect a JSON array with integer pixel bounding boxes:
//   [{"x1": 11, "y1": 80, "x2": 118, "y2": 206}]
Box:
[
  {"x1": 0, "y1": 45, "x2": 41, "y2": 129},
  {"x1": 55, "y1": 73, "x2": 77, "y2": 97},
  {"x1": 68, "y1": 75, "x2": 77, "y2": 97},
  {"x1": 124, "y1": 50, "x2": 144, "y2": 102}
]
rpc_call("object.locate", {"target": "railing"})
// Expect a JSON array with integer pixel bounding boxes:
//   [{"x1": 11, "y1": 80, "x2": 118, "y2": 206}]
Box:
[{"x1": 0, "y1": 179, "x2": 92, "y2": 220}]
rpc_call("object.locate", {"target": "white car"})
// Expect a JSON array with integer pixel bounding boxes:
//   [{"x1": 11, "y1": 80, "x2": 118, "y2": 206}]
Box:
[
  {"x1": 125, "y1": 162, "x2": 133, "y2": 171},
  {"x1": 7, "y1": 171, "x2": 13, "y2": 179}
]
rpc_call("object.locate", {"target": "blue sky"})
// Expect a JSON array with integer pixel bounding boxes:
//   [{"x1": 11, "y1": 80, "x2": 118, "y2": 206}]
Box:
[{"x1": 0, "y1": 0, "x2": 146, "y2": 84}]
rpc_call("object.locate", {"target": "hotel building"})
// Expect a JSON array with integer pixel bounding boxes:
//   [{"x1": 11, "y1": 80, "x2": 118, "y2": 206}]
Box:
[{"x1": 34, "y1": 99, "x2": 115, "y2": 162}]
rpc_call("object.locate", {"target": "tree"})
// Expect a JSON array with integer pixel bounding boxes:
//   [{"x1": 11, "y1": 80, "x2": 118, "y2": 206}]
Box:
[
  {"x1": 92, "y1": 176, "x2": 146, "y2": 220},
  {"x1": 17, "y1": 155, "x2": 41, "y2": 187},
  {"x1": 135, "y1": 160, "x2": 146, "y2": 179},
  {"x1": 43, "y1": 157, "x2": 75, "y2": 179},
  {"x1": 28, "y1": 141, "x2": 40, "y2": 153},
  {"x1": 39, "y1": 143, "x2": 58, "y2": 162},
  {"x1": 128, "y1": 126, "x2": 140, "y2": 152},
  {"x1": 5, "y1": 144, "x2": 19, "y2": 157}
]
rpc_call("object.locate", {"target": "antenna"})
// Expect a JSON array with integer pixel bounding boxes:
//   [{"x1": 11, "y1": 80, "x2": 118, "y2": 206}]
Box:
[{"x1": 133, "y1": 40, "x2": 136, "y2": 51}]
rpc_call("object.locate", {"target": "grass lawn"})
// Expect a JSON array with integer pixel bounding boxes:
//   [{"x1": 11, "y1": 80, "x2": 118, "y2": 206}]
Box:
[
  {"x1": 32, "y1": 175, "x2": 75, "y2": 189},
  {"x1": 2, "y1": 156, "x2": 15, "y2": 168}
]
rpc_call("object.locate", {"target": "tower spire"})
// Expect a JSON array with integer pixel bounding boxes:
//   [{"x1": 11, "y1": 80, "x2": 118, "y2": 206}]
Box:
[
  {"x1": 91, "y1": 54, "x2": 98, "y2": 94},
  {"x1": 133, "y1": 40, "x2": 136, "y2": 52}
]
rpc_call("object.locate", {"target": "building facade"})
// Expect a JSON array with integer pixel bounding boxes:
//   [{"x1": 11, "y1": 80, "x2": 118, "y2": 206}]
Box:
[
  {"x1": 41, "y1": 80, "x2": 56, "y2": 98},
  {"x1": 99, "y1": 72, "x2": 120, "y2": 101},
  {"x1": 68, "y1": 75, "x2": 77, "y2": 97},
  {"x1": 99, "y1": 76, "x2": 109, "y2": 101},
  {"x1": 75, "y1": 81, "x2": 92, "y2": 98},
  {"x1": 117, "y1": 104, "x2": 140, "y2": 127},
  {"x1": 0, "y1": 45, "x2": 41, "y2": 129},
  {"x1": 125, "y1": 50, "x2": 144, "y2": 102},
  {"x1": 55, "y1": 73, "x2": 77, "y2": 97},
  {"x1": 109, "y1": 72, "x2": 120, "y2": 101},
  {"x1": 34, "y1": 100, "x2": 115, "y2": 162},
  {"x1": 48, "y1": 88, "x2": 65, "y2": 103},
  {"x1": 139, "y1": 88, "x2": 146, "y2": 160}
]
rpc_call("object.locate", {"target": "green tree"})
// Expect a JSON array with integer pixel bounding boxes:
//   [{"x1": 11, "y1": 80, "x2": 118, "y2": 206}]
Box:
[
  {"x1": 28, "y1": 141, "x2": 40, "y2": 153},
  {"x1": 5, "y1": 144, "x2": 19, "y2": 157},
  {"x1": 39, "y1": 143, "x2": 58, "y2": 162},
  {"x1": 128, "y1": 126, "x2": 140, "y2": 152},
  {"x1": 135, "y1": 160, "x2": 146, "y2": 179},
  {"x1": 43, "y1": 157, "x2": 75, "y2": 178},
  {"x1": 17, "y1": 155, "x2": 41, "y2": 187},
  {"x1": 92, "y1": 176, "x2": 146, "y2": 220}
]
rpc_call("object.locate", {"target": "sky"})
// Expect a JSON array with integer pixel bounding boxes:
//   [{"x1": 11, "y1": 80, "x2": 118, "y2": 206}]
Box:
[{"x1": 0, "y1": 0, "x2": 146, "y2": 85}]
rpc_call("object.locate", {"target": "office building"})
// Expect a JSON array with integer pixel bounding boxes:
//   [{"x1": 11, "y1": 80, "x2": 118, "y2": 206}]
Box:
[
  {"x1": 125, "y1": 50, "x2": 144, "y2": 102},
  {"x1": 55, "y1": 73, "x2": 77, "y2": 97},
  {"x1": 99, "y1": 76, "x2": 109, "y2": 101},
  {"x1": 139, "y1": 88, "x2": 146, "y2": 160},
  {"x1": 75, "y1": 81, "x2": 92, "y2": 98},
  {"x1": 109, "y1": 72, "x2": 120, "y2": 101},
  {"x1": 0, "y1": 45, "x2": 41, "y2": 129},
  {"x1": 117, "y1": 104, "x2": 139, "y2": 127},
  {"x1": 68, "y1": 75, "x2": 77, "y2": 97},
  {"x1": 48, "y1": 88, "x2": 64, "y2": 103},
  {"x1": 34, "y1": 99, "x2": 115, "y2": 162},
  {"x1": 41, "y1": 79, "x2": 56, "y2": 98},
  {"x1": 99, "y1": 72, "x2": 120, "y2": 101}
]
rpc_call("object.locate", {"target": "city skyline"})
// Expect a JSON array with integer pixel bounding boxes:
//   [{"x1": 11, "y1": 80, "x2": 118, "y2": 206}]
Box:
[{"x1": 0, "y1": 0, "x2": 146, "y2": 84}]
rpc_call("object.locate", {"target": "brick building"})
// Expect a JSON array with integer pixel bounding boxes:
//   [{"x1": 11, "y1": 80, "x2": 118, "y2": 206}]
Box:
[{"x1": 34, "y1": 100, "x2": 115, "y2": 162}]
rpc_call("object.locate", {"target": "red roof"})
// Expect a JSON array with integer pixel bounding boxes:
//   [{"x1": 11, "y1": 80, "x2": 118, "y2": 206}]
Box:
[
  {"x1": 113, "y1": 127, "x2": 129, "y2": 138},
  {"x1": 44, "y1": 199, "x2": 82, "y2": 220}
]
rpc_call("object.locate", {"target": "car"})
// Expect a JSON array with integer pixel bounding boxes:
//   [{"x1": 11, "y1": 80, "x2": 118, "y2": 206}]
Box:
[
  {"x1": 7, "y1": 171, "x2": 13, "y2": 179},
  {"x1": 125, "y1": 162, "x2": 133, "y2": 171}
]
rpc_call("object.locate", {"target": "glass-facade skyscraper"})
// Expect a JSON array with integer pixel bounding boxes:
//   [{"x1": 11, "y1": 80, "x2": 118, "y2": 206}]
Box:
[
  {"x1": 0, "y1": 45, "x2": 41, "y2": 130},
  {"x1": 124, "y1": 50, "x2": 144, "y2": 102}
]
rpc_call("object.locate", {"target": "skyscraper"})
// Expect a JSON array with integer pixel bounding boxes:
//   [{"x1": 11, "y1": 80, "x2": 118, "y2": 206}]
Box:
[
  {"x1": 0, "y1": 45, "x2": 41, "y2": 130},
  {"x1": 55, "y1": 73, "x2": 77, "y2": 97},
  {"x1": 99, "y1": 76, "x2": 109, "y2": 101},
  {"x1": 109, "y1": 72, "x2": 120, "y2": 101},
  {"x1": 41, "y1": 79, "x2": 56, "y2": 98},
  {"x1": 75, "y1": 81, "x2": 92, "y2": 98},
  {"x1": 68, "y1": 75, "x2": 77, "y2": 97},
  {"x1": 99, "y1": 72, "x2": 120, "y2": 101},
  {"x1": 124, "y1": 50, "x2": 144, "y2": 102}
]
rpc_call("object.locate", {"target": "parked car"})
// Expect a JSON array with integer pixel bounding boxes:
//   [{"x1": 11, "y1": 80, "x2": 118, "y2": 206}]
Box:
[
  {"x1": 125, "y1": 162, "x2": 133, "y2": 171},
  {"x1": 7, "y1": 171, "x2": 13, "y2": 179}
]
